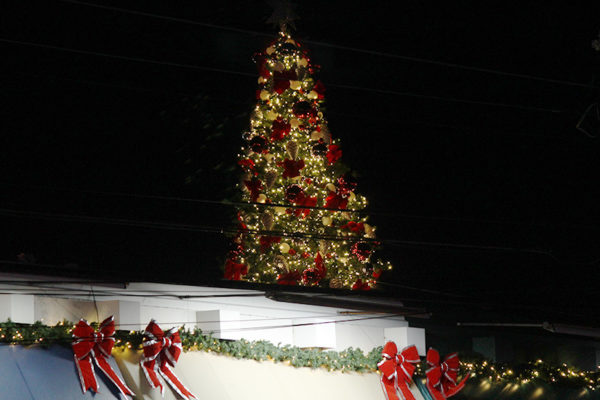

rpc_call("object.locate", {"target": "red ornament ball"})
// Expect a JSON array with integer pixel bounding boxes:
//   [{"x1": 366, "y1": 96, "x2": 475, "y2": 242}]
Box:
[
  {"x1": 285, "y1": 184, "x2": 304, "y2": 203},
  {"x1": 249, "y1": 136, "x2": 268, "y2": 153},
  {"x1": 311, "y1": 140, "x2": 328, "y2": 156},
  {"x1": 293, "y1": 101, "x2": 316, "y2": 118}
]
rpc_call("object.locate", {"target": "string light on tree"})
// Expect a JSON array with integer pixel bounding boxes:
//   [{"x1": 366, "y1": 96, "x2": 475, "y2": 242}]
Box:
[{"x1": 225, "y1": 29, "x2": 392, "y2": 289}]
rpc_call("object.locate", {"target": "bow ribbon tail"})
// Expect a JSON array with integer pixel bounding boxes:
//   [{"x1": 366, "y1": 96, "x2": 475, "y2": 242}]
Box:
[
  {"x1": 159, "y1": 363, "x2": 197, "y2": 400},
  {"x1": 444, "y1": 375, "x2": 469, "y2": 398},
  {"x1": 74, "y1": 354, "x2": 99, "y2": 394},
  {"x1": 141, "y1": 360, "x2": 165, "y2": 396},
  {"x1": 94, "y1": 353, "x2": 134, "y2": 397},
  {"x1": 379, "y1": 371, "x2": 400, "y2": 400},
  {"x1": 397, "y1": 378, "x2": 416, "y2": 400},
  {"x1": 426, "y1": 381, "x2": 446, "y2": 400}
]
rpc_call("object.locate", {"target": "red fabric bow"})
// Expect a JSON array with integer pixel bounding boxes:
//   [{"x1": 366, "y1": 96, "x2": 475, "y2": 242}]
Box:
[
  {"x1": 238, "y1": 158, "x2": 255, "y2": 169},
  {"x1": 224, "y1": 259, "x2": 248, "y2": 280},
  {"x1": 295, "y1": 194, "x2": 317, "y2": 218},
  {"x1": 351, "y1": 278, "x2": 371, "y2": 290},
  {"x1": 273, "y1": 70, "x2": 297, "y2": 94},
  {"x1": 282, "y1": 159, "x2": 305, "y2": 178},
  {"x1": 271, "y1": 118, "x2": 291, "y2": 141},
  {"x1": 341, "y1": 221, "x2": 364, "y2": 233},
  {"x1": 302, "y1": 253, "x2": 327, "y2": 285},
  {"x1": 326, "y1": 144, "x2": 342, "y2": 164},
  {"x1": 141, "y1": 320, "x2": 197, "y2": 400},
  {"x1": 259, "y1": 235, "x2": 282, "y2": 252},
  {"x1": 244, "y1": 177, "x2": 263, "y2": 202},
  {"x1": 325, "y1": 192, "x2": 348, "y2": 210},
  {"x1": 426, "y1": 348, "x2": 469, "y2": 399},
  {"x1": 313, "y1": 80, "x2": 326, "y2": 99},
  {"x1": 277, "y1": 270, "x2": 302, "y2": 285},
  {"x1": 72, "y1": 316, "x2": 134, "y2": 398},
  {"x1": 377, "y1": 342, "x2": 420, "y2": 400}
]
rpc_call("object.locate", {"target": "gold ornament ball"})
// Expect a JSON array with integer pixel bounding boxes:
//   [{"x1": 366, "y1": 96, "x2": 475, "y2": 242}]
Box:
[
  {"x1": 257, "y1": 194, "x2": 267, "y2": 203},
  {"x1": 322, "y1": 216, "x2": 332, "y2": 226},
  {"x1": 326, "y1": 183, "x2": 336, "y2": 192},
  {"x1": 275, "y1": 206, "x2": 287, "y2": 215},
  {"x1": 279, "y1": 243, "x2": 290, "y2": 253},
  {"x1": 260, "y1": 90, "x2": 270, "y2": 100},
  {"x1": 266, "y1": 110, "x2": 278, "y2": 120},
  {"x1": 289, "y1": 80, "x2": 302, "y2": 90},
  {"x1": 307, "y1": 90, "x2": 318, "y2": 100},
  {"x1": 290, "y1": 118, "x2": 300, "y2": 129},
  {"x1": 298, "y1": 58, "x2": 308, "y2": 67},
  {"x1": 310, "y1": 130, "x2": 323, "y2": 140}
]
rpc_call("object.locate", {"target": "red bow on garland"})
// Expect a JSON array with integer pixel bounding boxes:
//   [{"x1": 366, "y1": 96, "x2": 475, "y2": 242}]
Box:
[
  {"x1": 72, "y1": 316, "x2": 134, "y2": 398},
  {"x1": 377, "y1": 341, "x2": 420, "y2": 400},
  {"x1": 141, "y1": 320, "x2": 197, "y2": 400},
  {"x1": 425, "y1": 348, "x2": 469, "y2": 399}
]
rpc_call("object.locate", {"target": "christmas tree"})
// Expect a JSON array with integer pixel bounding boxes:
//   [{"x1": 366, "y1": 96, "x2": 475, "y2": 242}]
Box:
[{"x1": 224, "y1": 30, "x2": 392, "y2": 289}]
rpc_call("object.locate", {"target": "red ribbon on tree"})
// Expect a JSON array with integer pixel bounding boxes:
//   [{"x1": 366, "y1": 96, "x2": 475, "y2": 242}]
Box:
[
  {"x1": 425, "y1": 348, "x2": 469, "y2": 399},
  {"x1": 377, "y1": 341, "x2": 420, "y2": 400},
  {"x1": 72, "y1": 316, "x2": 134, "y2": 398},
  {"x1": 141, "y1": 320, "x2": 197, "y2": 400}
]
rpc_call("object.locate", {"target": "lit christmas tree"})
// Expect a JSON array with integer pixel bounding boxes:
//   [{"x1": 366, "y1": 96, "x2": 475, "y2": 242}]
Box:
[{"x1": 224, "y1": 30, "x2": 392, "y2": 289}]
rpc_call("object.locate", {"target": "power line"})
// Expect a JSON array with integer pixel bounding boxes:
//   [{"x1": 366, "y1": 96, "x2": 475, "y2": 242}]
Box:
[
  {"x1": 0, "y1": 207, "x2": 566, "y2": 261},
  {"x1": 0, "y1": 37, "x2": 256, "y2": 78},
  {"x1": 0, "y1": 37, "x2": 566, "y2": 113},
  {"x1": 329, "y1": 83, "x2": 564, "y2": 113},
  {"x1": 5, "y1": 182, "x2": 600, "y2": 232},
  {"x1": 56, "y1": 0, "x2": 598, "y2": 90}
]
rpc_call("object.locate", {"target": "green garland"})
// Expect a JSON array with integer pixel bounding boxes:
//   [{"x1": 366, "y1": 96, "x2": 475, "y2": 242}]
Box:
[{"x1": 1, "y1": 320, "x2": 599, "y2": 391}]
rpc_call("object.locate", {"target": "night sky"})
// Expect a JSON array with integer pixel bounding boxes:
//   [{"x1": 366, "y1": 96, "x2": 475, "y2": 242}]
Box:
[{"x1": 2, "y1": 1, "x2": 600, "y2": 325}]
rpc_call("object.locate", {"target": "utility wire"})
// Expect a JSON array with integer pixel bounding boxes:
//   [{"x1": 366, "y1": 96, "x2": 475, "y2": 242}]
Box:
[
  {"x1": 56, "y1": 0, "x2": 598, "y2": 90},
  {"x1": 0, "y1": 207, "x2": 575, "y2": 265},
  {"x1": 0, "y1": 37, "x2": 566, "y2": 113},
  {"x1": 7, "y1": 182, "x2": 600, "y2": 233}
]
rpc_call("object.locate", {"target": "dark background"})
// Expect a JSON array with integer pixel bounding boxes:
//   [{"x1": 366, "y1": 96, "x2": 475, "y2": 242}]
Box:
[{"x1": 2, "y1": 1, "x2": 600, "y2": 326}]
